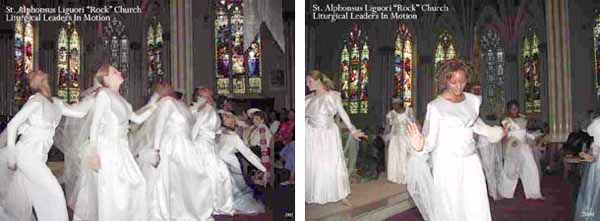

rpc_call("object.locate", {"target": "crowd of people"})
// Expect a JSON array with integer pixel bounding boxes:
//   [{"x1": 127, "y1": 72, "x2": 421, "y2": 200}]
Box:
[{"x1": 0, "y1": 64, "x2": 294, "y2": 221}]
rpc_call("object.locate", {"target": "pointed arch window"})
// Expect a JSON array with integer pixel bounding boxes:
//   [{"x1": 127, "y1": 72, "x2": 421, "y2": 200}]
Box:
[
  {"x1": 215, "y1": 0, "x2": 262, "y2": 95},
  {"x1": 522, "y1": 32, "x2": 541, "y2": 113},
  {"x1": 57, "y1": 22, "x2": 81, "y2": 103},
  {"x1": 147, "y1": 19, "x2": 164, "y2": 95},
  {"x1": 480, "y1": 29, "x2": 505, "y2": 113},
  {"x1": 434, "y1": 31, "x2": 456, "y2": 95},
  {"x1": 103, "y1": 16, "x2": 129, "y2": 95},
  {"x1": 340, "y1": 24, "x2": 369, "y2": 114},
  {"x1": 394, "y1": 24, "x2": 413, "y2": 108},
  {"x1": 14, "y1": 19, "x2": 35, "y2": 106}
]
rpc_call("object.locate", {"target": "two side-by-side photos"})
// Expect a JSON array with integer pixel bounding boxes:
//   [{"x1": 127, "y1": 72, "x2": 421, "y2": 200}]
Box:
[{"x1": 0, "y1": 0, "x2": 598, "y2": 220}]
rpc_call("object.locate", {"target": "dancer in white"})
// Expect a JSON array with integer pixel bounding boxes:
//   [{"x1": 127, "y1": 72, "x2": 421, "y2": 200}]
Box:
[
  {"x1": 140, "y1": 83, "x2": 214, "y2": 220},
  {"x1": 476, "y1": 135, "x2": 503, "y2": 200},
  {"x1": 190, "y1": 87, "x2": 234, "y2": 215},
  {"x1": 72, "y1": 64, "x2": 156, "y2": 221},
  {"x1": 305, "y1": 70, "x2": 366, "y2": 205},
  {"x1": 575, "y1": 117, "x2": 600, "y2": 220},
  {"x1": 0, "y1": 71, "x2": 89, "y2": 221},
  {"x1": 407, "y1": 59, "x2": 504, "y2": 221},
  {"x1": 498, "y1": 100, "x2": 544, "y2": 200},
  {"x1": 385, "y1": 97, "x2": 414, "y2": 184},
  {"x1": 217, "y1": 110, "x2": 267, "y2": 214}
]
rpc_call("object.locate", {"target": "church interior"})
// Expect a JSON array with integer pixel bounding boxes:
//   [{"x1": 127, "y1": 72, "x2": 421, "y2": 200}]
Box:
[
  {"x1": 0, "y1": 0, "x2": 295, "y2": 220},
  {"x1": 306, "y1": 0, "x2": 600, "y2": 220}
]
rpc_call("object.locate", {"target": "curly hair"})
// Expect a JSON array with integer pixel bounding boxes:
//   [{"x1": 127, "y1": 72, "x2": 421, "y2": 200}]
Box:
[
  {"x1": 307, "y1": 70, "x2": 335, "y2": 90},
  {"x1": 436, "y1": 59, "x2": 472, "y2": 92}
]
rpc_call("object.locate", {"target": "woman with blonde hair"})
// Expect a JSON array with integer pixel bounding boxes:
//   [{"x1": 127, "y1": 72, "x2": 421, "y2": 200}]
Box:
[
  {"x1": 305, "y1": 70, "x2": 366, "y2": 205},
  {"x1": 72, "y1": 64, "x2": 157, "y2": 221},
  {"x1": 0, "y1": 70, "x2": 90, "y2": 221}
]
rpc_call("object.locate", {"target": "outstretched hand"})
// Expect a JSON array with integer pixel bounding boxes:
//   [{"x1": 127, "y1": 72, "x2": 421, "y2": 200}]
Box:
[
  {"x1": 351, "y1": 130, "x2": 367, "y2": 141},
  {"x1": 407, "y1": 122, "x2": 425, "y2": 151}
]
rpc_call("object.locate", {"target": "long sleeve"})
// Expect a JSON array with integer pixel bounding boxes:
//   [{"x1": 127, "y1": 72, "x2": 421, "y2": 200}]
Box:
[
  {"x1": 333, "y1": 92, "x2": 356, "y2": 132},
  {"x1": 89, "y1": 90, "x2": 110, "y2": 144},
  {"x1": 419, "y1": 103, "x2": 440, "y2": 154},
  {"x1": 55, "y1": 97, "x2": 93, "y2": 118},
  {"x1": 130, "y1": 104, "x2": 157, "y2": 124},
  {"x1": 230, "y1": 134, "x2": 266, "y2": 172},
  {"x1": 473, "y1": 117, "x2": 503, "y2": 143},
  {"x1": 153, "y1": 99, "x2": 172, "y2": 150},
  {"x1": 7, "y1": 101, "x2": 40, "y2": 150}
]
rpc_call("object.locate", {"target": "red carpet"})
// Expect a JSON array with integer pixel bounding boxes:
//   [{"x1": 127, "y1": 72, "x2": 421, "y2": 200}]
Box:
[{"x1": 387, "y1": 174, "x2": 574, "y2": 220}]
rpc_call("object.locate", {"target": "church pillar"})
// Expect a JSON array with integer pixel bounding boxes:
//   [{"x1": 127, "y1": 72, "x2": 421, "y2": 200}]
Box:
[
  {"x1": 545, "y1": 0, "x2": 573, "y2": 142},
  {"x1": 170, "y1": 0, "x2": 194, "y2": 104},
  {"x1": 378, "y1": 46, "x2": 394, "y2": 125}
]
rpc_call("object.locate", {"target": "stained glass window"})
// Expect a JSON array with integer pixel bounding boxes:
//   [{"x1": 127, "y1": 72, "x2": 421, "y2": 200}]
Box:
[
  {"x1": 215, "y1": 0, "x2": 262, "y2": 95},
  {"x1": 522, "y1": 32, "x2": 541, "y2": 113},
  {"x1": 103, "y1": 16, "x2": 129, "y2": 96},
  {"x1": 147, "y1": 19, "x2": 164, "y2": 96},
  {"x1": 340, "y1": 24, "x2": 369, "y2": 114},
  {"x1": 57, "y1": 22, "x2": 81, "y2": 103},
  {"x1": 394, "y1": 24, "x2": 413, "y2": 108},
  {"x1": 434, "y1": 31, "x2": 456, "y2": 95},
  {"x1": 594, "y1": 12, "x2": 600, "y2": 96},
  {"x1": 480, "y1": 29, "x2": 505, "y2": 113},
  {"x1": 14, "y1": 19, "x2": 35, "y2": 107}
]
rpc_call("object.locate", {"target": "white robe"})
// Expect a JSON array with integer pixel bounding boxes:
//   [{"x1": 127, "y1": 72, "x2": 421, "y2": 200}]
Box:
[
  {"x1": 305, "y1": 91, "x2": 354, "y2": 204},
  {"x1": 72, "y1": 89, "x2": 153, "y2": 221},
  {"x1": 385, "y1": 108, "x2": 413, "y2": 184},
  {"x1": 217, "y1": 129, "x2": 267, "y2": 214},
  {"x1": 476, "y1": 135, "x2": 503, "y2": 200},
  {"x1": 0, "y1": 93, "x2": 88, "y2": 221},
  {"x1": 191, "y1": 104, "x2": 234, "y2": 215},
  {"x1": 416, "y1": 93, "x2": 503, "y2": 221},
  {"x1": 144, "y1": 98, "x2": 215, "y2": 220},
  {"x1": 498, "y1": 117, "x2": 543, "y2": 200},
  {"x1": 575, "y1": 118, "x2": 600, "y2": 220}
]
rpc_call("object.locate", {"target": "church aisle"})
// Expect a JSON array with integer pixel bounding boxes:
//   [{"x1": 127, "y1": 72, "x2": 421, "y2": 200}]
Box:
[{"x1": 387, "y1": 174, "x2": 574, "y2": 220}]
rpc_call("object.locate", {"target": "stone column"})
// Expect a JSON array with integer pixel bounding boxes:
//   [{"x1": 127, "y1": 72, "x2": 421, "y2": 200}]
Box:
[
  {"x1": 170, "y1": 0, "x2": 194, "y2": 104},
  {"x1": 378, "y1": 46, "x2": 394, "y2": 124},
  {"x1": 545, "y1": 0, "x2": 572, "y2": 142}
]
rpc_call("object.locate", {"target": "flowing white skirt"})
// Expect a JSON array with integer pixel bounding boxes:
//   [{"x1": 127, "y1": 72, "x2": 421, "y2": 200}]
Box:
[
  {"x1": 477, "y1": 137, "x2": 503, "y2": 200},
  {"x1": 148, "y1": 134, "x2": 214, "y2": 220},
  {"x1": 222, "y1": 154, "x2": 265, "y2": 214},
  {"x1": 72, "y1": 135, "x2": 147, "y2": 221},
  {"x1": 431, "y1": 152, "x2": 491, "y2": 221},
  {"x1": 306, "y1": 123, "x2": 350, "y2": 204},
  {"x1": 575, "y1": 159, "x2": 600, "y2": 221},
  {"x1": 195, "y1": 136, "x2": 234, "y2": 215},
  {"x1": 388, "y1": 134, "x2": 410, "y2": 184},
  {"x1": 0, "y1": 135, "x2": 67, "y2": 221}
]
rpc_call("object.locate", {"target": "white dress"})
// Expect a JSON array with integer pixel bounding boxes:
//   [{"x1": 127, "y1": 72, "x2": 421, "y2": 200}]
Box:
[
  {"x1": 498, "y1": 117, "x2": 543, "y2": 199},
  {"x1": 72, "y1": 88, "x2": 153, "y2": 221},
  {"x1": 0, "y1": 93, "x2": 88, "y2": 221},
  {"x1": 305, "y1": 91, "x2": 354, "y2": 204},
  {"x1": 217, "y1": 129, "x2": 267, "y2": 214},
  {"x1": 418, "y1": 93, "x2": 503, "y2": 221},
  {"x1": 575, "y1": 118, "x2": 600, "y2": 220},
  {"x1": 146, "y1": 98, "x2": 214, "y2": 220},
  {"x1": 191, "y1": 104, "x2": 234, "y2": 215},
  {"x1": 386, "y1": 108, "x2": 414, "y2": 184},
  {"x1": 476, "y1": 135, "x2": 503, "y2": 200}
]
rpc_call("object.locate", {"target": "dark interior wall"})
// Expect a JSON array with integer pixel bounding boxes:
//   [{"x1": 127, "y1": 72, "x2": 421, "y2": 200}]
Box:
[{"x1": 307, "y1": 0, "x2": 599, "y2": 131}]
